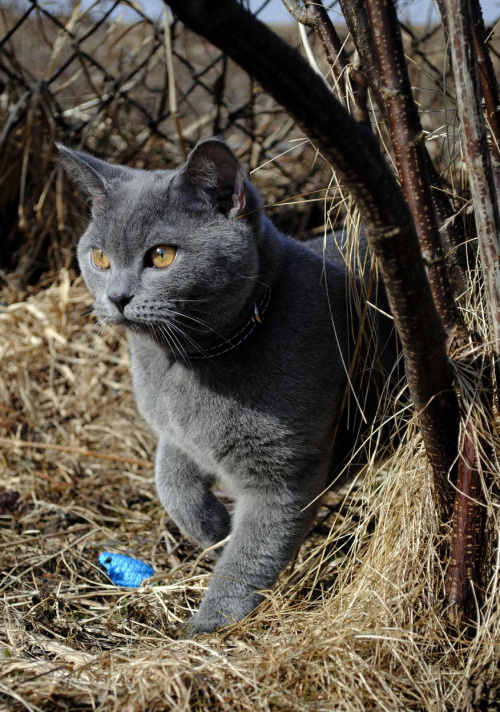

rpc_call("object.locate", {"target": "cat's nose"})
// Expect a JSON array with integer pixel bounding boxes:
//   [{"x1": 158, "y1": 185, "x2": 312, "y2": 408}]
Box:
[{"x1": 108, "y1": 291, "x2": 133, "y2": 313}]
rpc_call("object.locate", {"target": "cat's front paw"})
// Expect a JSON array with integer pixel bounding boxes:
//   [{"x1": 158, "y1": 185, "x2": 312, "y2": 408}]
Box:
[
  {"x1": 187, "y1": 589, "x2": 262, "y2": 635},
  {"x1": 187, "y1": 609, "x2": 236, "y2": 636}
]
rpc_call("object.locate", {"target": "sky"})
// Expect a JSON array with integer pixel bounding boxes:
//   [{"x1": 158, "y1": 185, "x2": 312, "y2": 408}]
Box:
[
  {"x1": 249, "y1": 0, "x2": 500, "y2": 24},
  {"x1": 49, "y1": 0, "x2": 500, "y2": 25}
]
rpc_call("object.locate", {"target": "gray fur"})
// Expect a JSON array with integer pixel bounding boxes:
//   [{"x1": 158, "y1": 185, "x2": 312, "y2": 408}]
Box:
[{"x1": 59, "y1": 139, "x2": 397, "y2": 634}]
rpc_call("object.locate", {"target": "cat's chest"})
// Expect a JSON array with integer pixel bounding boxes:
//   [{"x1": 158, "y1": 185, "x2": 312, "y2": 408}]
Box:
[
  {"x1": 129, "y1": 338, "x2": 254, "y2": 461},
  {"x1": 132, "y1": 351, "x2": 215, "y2": 428}
]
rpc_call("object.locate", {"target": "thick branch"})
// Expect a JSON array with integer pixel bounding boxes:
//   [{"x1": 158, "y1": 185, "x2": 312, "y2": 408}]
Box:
[
  {"x1": 438, "y1": 0, "x2": 500, "y2": 623},
  {"x1": 364, "y1": 0, "x2": 464, "y2": 341},
  {"x1": 339, "y1": 0, "x2": 468, "y2": 297},
  {"x1": 442, "y1": 0, "x2": 500, "y2": 352},
  {"x1": 445, "y1": 417, "x2": 488, "y2": 622},
  {"x1": 470, "y1": 0, "x2": 500, "y2": 201},
  {"x1": 165, "y1": 0, "x2": 459, "y2": 518}
]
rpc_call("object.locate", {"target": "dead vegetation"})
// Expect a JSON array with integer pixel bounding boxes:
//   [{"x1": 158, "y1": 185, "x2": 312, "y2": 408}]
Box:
[
  {"x1": 2, "y1": 273, "x2": 498, "y2": 711},
  {"x1": 2, "y1": 1, "x2": 500, "y2": 710}
]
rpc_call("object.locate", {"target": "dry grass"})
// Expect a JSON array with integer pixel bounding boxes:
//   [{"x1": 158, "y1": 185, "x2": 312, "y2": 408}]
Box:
[
  {"x1": 2, "y1": 2, "x2": 500, "y2": 711},
  {"x1": 1, "y1": 266, "x2": 499, "y2": 711}
]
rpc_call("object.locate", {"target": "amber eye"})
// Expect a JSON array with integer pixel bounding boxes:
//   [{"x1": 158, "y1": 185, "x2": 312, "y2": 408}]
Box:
[
  {"x1": 91, "y1": 248, "x2": 111, "y2": 270},
  {"x1": 150, "y1": 245, "x2": 176, "y2": 269}
]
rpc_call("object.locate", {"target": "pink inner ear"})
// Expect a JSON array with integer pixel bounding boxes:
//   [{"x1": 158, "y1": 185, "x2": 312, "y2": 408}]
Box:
[
  {"x1": 92, "y1": 193, "x2": 105, "y2": 209},
  {"x1": 233, "y1": 187, "x2": 246, "y2": 214}
]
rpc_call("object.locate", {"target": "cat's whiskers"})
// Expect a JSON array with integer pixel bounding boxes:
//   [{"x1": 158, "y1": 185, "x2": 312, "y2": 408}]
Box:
[
  {"x1": 162, "y1": 319, "x2": 208, "y2": 361},
  {"x1": 157, "y1": 319, "x2": 194, "y2": 366},
  {"x1": 157, "y1": 321, "x2": 192, "y2": 367},
  {"x1": 60, "y1": 183, "x2": 92, "y2": 210},
  {"x1": 159, "y1": 321, "x2": 186, "y2": 360},
  {"x1": 163, "y1": 308, "x2": 237, "y2": 345},
  {"x1": 85, "y1": 317, "x2": 108, "y2": 362},
  {"x1": 151, "y1": 323, "x2": 163, "y2": 348},
  {"x1": 64, "y1": 305, "x2": 94, "y2": 334},
  {"x1": 162, "y1": 309, "x2": 216, "y2": 334},
  {"x1": 85, "y1": 317, "x2": 104, "y2": 340},
  {"x1": 236, "y1": 273, "x2": 272, "y2": 291},
  {"x1": 64, "y1": 208, "x2": 90, "y2": 224}
]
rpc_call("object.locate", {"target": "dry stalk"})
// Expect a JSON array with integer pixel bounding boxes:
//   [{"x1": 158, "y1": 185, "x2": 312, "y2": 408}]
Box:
[
  {"x1": 0, "y1": 437, "x2": 153, "y2": 468},
  {"x1": 363, "y1": 0, "x2": 464, "y2": 344},
  {"x1": 339, "y1": 0, "x2": 469, "y2": 296},
  {"x1": 470, "y1": 0, "x2": 500, "y2": 201},
  {"x1": 441, "y1": 0, "x2": 500, "y2": 352}
]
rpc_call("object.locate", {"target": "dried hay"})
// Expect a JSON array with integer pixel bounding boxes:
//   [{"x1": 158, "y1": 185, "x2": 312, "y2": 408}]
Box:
[
  {"x1": 1, "y1": 265, "x2": 499, "y2": 711},
  {"x1": 2, "y1": 3, "x2": 500, "y2": 711}
]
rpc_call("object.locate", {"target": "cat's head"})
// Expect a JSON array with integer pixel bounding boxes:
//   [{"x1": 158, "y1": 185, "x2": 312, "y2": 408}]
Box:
[{"x1": 58, "y1": 139, "x2": 265, "y2": 352}]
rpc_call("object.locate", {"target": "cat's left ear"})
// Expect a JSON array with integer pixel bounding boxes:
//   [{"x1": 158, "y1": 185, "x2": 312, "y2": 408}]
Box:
[
  {"x1": 173, "y1": 139, "x2": 246, "y2": 218},
  {"x1": 57, "y1": 144, "x2": 132, "y2": 209}
]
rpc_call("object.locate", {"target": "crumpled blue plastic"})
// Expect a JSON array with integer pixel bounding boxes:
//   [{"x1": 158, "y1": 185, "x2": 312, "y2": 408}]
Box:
[{"x1": 98, "y1": 551, "x2": 154, "y2": 588}]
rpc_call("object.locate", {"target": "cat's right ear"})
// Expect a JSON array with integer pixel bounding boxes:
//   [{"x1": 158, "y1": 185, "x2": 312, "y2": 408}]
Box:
[
  {"x1": 57, "y1": 144, "x2": 128, "y2": 209},
  {"x1": 171, "y1": 139, "x2": 247, "y2": 218}
]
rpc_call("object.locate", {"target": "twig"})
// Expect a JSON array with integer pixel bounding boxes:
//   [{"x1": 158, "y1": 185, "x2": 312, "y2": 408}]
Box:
[
  {"x1": 166, "y1": 0, "x2": 460, "y2": 522},
  {"x1": 340, "y1": 0, "x2": 469, "y2": 295},
  {"x1": 364, "y1": 0, "x2": 464, "y2": 347},
  {"x1": 0, "y1": 403, "x2": 36, "y2": 428},
  {"x1": 163, "y1": 5, "x2": 188, "y2": 159},
  {"x1": 470, "y1": 0, "x2": 500, "y2": 202},
  {"x1": 441, "y1": 0, "x2": 500, "y2": 352},
  {"x1": 283, "y1": 0, "x2": 369, "y2": 118},
  {"x1": 0, "y1": 437, "x2": 153, "y2": 468}
]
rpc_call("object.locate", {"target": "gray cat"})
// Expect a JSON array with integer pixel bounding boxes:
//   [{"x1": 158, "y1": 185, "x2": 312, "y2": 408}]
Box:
[{"x1": 58, "y1": 139, "x2": 397, "y2": 634}]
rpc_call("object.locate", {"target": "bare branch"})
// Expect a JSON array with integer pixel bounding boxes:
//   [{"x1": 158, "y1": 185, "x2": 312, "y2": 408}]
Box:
[
  {"x1": 470, "y1": 0, "x2": 500, "y2": 201},
  {"x1": 364, "y1": 0, "x2": 465, "y2": 342},
  {"x1": 442, "y1": 0, "x2": 500, "y2": 353},
  {"x1": 304, "y1": 0, "x2": 348, "y2": 101},
  {"x1": 340, "y1": 0, "x2": 469, "y2": 298},
  {"x1": 165, "y1": 0, "x2": 460, "y2": 519}
]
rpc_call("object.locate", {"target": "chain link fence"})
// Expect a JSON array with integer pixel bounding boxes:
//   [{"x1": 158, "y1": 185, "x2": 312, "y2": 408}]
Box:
[
  {"x1": 2, "y1": 1, "x2": 499, "y2": 285},
  {"x1": 1, "y1": 0, "x2": 333, "y2": 284}
]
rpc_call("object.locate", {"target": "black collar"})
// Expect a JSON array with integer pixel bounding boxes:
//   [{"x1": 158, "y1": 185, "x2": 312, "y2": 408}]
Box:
[{"x1": 185, "y1": 287, "x2": 271, "y2": 360}]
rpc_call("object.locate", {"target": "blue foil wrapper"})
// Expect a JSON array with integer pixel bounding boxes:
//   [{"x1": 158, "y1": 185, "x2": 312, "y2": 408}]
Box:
[{"x1": 98, "y1": 551, "x2": 154, "y2": 588}]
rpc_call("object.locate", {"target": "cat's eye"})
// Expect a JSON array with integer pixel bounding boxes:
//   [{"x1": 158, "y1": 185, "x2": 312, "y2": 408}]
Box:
[
  {"x1": 149, "y1": 245, "x2": 176, "y2": 269},
  {"x1": 92, "y1": 248, "x2": 111, "y2": 270}
]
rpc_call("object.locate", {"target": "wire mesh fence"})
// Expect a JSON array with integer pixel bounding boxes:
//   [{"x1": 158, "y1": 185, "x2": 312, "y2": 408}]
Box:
[
  {"x1": 0, "y1": 0, "x2": 333, "y2": 284},
  {"x1": 1, "y1": 0, "x2": 499, "y2": 286}
]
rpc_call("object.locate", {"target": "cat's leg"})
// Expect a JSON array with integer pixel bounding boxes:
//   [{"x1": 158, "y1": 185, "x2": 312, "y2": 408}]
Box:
[
  {"x1": 155, "y1": 437, "x2": 231, "y2": 549},
  {"x1": 189, "y1": 477, "x2": 323, "y2": 634}
]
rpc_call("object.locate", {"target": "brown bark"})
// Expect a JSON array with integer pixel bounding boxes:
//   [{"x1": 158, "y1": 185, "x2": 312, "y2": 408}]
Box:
[
  {"x1": 165, "y1": 0, "x2": 459, "y2": 520},
  {"x1": 282, "y1": 0, "x2": 369, "y2": 123},
  {"x1": 443, "y1": 339, "x2": 494, "y2": 622},
  {"x1": 441, "y1": 0, "x2": 500, "y2": 352},
  {"x1": 364, "y1": 0, "x2": 464, "y2": 342},
  {"x1": 339, "y1": 0, "x2": 468, "y2": 298},
  {"x1": 470, "y1": 0, "x2": 500, "y2": 202},
  {"x1": 445, "y1": 416, "x2": 489, "y2": 623}
]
